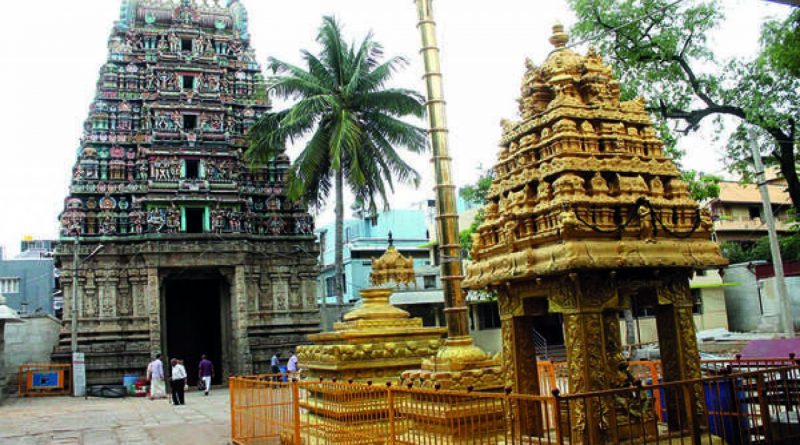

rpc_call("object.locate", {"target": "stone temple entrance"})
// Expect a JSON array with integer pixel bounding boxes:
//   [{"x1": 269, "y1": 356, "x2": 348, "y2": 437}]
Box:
[{"x1": 163, "y1": 270, "x2": 230, "y2": 387}]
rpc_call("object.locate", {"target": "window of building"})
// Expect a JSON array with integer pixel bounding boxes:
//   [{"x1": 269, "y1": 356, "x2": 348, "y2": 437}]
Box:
[
  {"x1": 181, "y1": 39, "x2": 193, "y2": 52},
  {"x1": 185, "y1": 208, "x2": 205, "y2": 234},
  {"x1": 423, "y1": 275, "x2": 437, "y2": 290},
  {"x1": 0, "y1": 278, "x2": 20, "y2": 294},
  {"x1": 477, "y1": 302, "x2": 501, "y2": 330},
  {"x1": 325, "y1": 276, "x2": 336, "y2": 298},
  {"x1": 185, "y1": 160, "x2": 200, "y2": 179},
  {"x1": 183, "y1": 115, "x2": 197, "y2": 131},
  {"x1": 325, "y1": 275, "x2": 347, "y2": 298},
  {"x1": 182, "y1": 75, "x2": 195, "y2": 90},
  {"x1": 749, "y1": 207, "x2": 761, "y2": 220}
]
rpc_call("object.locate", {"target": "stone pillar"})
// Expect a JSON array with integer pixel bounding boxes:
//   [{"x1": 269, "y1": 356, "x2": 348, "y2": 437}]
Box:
[
  {"x1": 231, "y1": 265, "x2": 253, "y2": 375},
  {"x1": 145, "y1": 268, "x2": 161, "y2": 356},
  {"x1": 655, "y1": 271, "x2": 706, "y2": 434}
]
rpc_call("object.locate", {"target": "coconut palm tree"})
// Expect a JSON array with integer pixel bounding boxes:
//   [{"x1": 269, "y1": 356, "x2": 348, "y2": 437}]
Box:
[{"x1": 246, "y1": 16, "x2": 428, "y2": 313}]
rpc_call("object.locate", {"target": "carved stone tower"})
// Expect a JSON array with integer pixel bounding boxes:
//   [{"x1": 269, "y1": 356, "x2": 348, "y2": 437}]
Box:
[
  {"x1": 55, "y1": 0, "x2": 320, "y2": 385},
  {"x1": 463, "y1": 25, "x2": 727, "y2": 440}
]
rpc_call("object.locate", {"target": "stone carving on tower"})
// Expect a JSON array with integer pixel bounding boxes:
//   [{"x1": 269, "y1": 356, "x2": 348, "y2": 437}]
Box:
[
  {"x1": 463, "y1": 24, "x2": 727, "y2": 442},
  {"x1": 54, "y1": 0, "x2": 320, "y2": 384}
]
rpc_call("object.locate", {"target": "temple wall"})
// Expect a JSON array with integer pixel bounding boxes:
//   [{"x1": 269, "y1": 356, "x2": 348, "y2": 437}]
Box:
[
  {"x1": 3, "y1": 315, "x2": 62, "y2": 395},
  {"x1": 54, "y1": 239, "x2": 320, "y2": 385}
]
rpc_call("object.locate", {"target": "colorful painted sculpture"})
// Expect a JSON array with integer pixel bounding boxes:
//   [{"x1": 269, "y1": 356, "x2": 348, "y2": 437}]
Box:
[{"x1": 54, "y1": 0, "x2": 320, "y2": 385}]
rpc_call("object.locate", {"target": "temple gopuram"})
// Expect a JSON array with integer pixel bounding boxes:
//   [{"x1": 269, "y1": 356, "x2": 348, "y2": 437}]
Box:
[
  {"x1": 54, "y1": 0, "x2": 320, "y2": 385},
  {"x1": 463, "y1": 24, "x2": 727, "y2": 441}
]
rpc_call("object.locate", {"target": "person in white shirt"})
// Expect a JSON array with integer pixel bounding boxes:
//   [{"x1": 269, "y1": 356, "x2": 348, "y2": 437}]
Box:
[
  {"x1": 287, "y1": 352, "x2": 299, "y2": 374},
  {"x1": 146, "y1": 354, "x2": 166, "y2": 400},
  {"x1": 170, "y1": 358, "x2": 187, "y2": 405}
]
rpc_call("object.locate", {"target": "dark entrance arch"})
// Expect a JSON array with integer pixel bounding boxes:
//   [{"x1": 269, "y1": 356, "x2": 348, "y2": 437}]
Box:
[{"x1": 161, "y1": 269, "x2": 231, "y2": 387}]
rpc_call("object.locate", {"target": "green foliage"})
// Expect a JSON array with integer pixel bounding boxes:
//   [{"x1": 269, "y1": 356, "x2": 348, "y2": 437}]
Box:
[
  {"x1": 459, "y1": 168, "x2": 495, "y2": 207},
  {"x1": 458, "y1": 168, "x2": 495, "y2": 258},
  {"x1": 245, "y1": 16, "x2": 428, "y2": 211},
  {"x1": 721, "y1": 234, "x2": 800, "y2": 264},
  {"x1": 460, "y1": 210, "x2": 484, "y2": 257},
  {"x1": 762, "y1": 9, "x2": 800, "y2": 78},
  {"x1": 568, "y1": 0, "x2": 800, "y2": 209},
  {"x1": 681, "y1": 170, "x2": 721, "y2": 202}
]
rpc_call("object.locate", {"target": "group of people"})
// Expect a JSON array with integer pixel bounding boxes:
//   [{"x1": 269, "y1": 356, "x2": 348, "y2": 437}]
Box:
[
  {"x1": 146, "y1": 354, "x2": 215, "y2": 405},
  {"x1": 146, "y1": 351, "x2": 299, "y2": 405}
]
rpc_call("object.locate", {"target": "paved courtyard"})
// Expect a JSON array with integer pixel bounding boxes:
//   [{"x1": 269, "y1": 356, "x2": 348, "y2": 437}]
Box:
[{"x1": 0, "y1": 389, "x2": 231, "y2": 444}]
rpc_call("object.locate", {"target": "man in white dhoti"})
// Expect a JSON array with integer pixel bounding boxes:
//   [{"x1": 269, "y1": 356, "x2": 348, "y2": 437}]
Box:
[{"x1": 147, "y1": 353, "x2": 167, "y2": 400}]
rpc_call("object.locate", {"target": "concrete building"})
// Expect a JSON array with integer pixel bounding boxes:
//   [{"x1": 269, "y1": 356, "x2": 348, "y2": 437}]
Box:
[
  {"x1": 316, "y1": 209, "x2": 441, "y2": 328},
  {"x1": 708, "y1": 177, "x2": 794, "y2": 246},
  {"x1": 0, "y1": 240, "x2": 59, "y2": 317}
]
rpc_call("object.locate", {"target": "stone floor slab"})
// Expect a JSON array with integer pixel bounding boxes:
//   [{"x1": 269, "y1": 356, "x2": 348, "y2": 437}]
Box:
[{"x1": 1, "y1": 390, "x2": 231, "y2": 444}]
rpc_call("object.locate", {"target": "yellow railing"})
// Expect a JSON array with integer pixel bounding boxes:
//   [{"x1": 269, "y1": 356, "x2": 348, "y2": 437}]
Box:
[{"x1": 231, "y1": 365, "x2": 800, "y2": 445}]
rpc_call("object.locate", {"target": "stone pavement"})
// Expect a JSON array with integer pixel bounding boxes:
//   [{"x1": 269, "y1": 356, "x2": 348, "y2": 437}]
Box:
[{"x1": 0, "y1": 389, "x2": 231, "y2": 444}]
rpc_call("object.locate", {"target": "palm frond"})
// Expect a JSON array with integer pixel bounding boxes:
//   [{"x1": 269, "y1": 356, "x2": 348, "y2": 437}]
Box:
[{"x1": 355, "y1": 89, "x2": 426, "y2": 118}]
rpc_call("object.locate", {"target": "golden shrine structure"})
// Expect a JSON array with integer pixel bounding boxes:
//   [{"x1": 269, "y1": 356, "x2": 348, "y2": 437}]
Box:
[
  {"x1": 295, "y1": 241, "x2": 446, "y2": 443},
  {"x1": 462, "y1": 24, "x2": 728, "y2": 441}
]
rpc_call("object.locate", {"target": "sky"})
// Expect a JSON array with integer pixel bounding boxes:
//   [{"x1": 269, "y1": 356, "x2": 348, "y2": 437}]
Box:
[{"x1": 0, "y1": 0, "x2": 792, "y2": 257}]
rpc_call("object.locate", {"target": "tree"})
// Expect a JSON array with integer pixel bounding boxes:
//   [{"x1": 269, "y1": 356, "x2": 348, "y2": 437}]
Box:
[
  {"x1": 246, "y1": 17, "x2": 427, "y2": 309},
  {"x1": 458, "y1": 168, "x2": 494, "y2": 256},
  {"x1": 681, "y1": 170, "x2": 721, "y2": 202},
  {"x1": 569, "y1": 0, "x2": 800, "y2": 209}
]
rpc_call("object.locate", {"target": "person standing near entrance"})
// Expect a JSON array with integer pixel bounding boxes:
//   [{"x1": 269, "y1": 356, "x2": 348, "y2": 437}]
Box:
[
  {"x1": 147, "y1": 353, "x2": 167, "y2": 400},
  {"x1": 270, "y1": 352, "x2": 281, "y2": 382},
  {"x1": 287, "y1": 351, "x2": 299, "y2": 375},
  {"x1": 198, "y1": 354, "x2": 214, "y2": 396},
  {"x1": 170, "y1": 358, "x2": 187, "y2": 405}
]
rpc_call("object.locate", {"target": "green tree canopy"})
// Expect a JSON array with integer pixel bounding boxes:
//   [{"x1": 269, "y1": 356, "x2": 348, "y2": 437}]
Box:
[
  {"x1": 246, "y1": 17, "x2": 427, "y2": 306},
  {"x1": 569, "y1": 0, "x2": 800, "y2": 209}
]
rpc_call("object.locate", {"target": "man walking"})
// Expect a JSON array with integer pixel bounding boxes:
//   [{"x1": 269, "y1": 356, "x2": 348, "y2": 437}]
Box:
[
  {"x1": 199, "y1": 354, "x2": 214, "y2": 396},
  {"x1": 270, "y1": 352, "x2": 281, "y2": 382},
  {"x1": 146, "y1": 353, "x2": 166, "y2": 400}
]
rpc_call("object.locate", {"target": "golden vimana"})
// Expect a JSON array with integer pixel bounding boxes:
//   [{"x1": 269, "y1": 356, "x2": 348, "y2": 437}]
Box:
[{"x1": 464, "y1": 24, "x2": 725, "y2": 289}]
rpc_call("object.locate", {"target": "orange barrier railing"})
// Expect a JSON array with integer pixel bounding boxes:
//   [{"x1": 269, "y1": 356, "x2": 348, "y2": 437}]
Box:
[
  {"x1": 17, "y1": 364, "x2": 72, "y2": 397},
  {"x1": 231, "y1": 365, "x2": 800, "y2": 445}
]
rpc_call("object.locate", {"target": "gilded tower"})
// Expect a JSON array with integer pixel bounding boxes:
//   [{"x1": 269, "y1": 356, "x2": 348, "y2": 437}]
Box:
[
  {"x1": 464, "y1": 25, "x2": 726, "y2": 440},
  {"x1": 55, "y1": 0, "x2": 320, "y2": 385}
]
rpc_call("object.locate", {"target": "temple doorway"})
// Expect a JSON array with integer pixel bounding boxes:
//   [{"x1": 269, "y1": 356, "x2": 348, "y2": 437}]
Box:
[{"x1": 163, "y1": 271, "x2": 230, "y2": 387}]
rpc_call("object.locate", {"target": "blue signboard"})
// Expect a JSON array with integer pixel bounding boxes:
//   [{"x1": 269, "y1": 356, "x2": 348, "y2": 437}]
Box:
[{"x1": 31, "y1": 371, "x2": 61, "y2": 389}]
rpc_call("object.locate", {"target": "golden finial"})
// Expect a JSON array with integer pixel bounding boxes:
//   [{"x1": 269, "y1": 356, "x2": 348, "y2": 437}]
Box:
[{"x1": 549, "y1": 22, "x2": 569, "y2": 49}]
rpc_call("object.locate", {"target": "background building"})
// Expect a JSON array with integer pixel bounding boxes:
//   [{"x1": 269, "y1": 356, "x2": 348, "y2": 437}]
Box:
[
  {"x1": 708, "y1": 175, "x2": 794, "y2": 246},
  {"x1": 0, "y1": 239, "x2": 58, "y2": 316},
  {"x1": 316, "y1": 209, "x2": 442, "y2": 329}
]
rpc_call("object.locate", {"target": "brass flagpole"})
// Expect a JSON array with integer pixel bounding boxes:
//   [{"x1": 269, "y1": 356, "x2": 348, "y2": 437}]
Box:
[{"x1": 413, "y1": 0, "x2": 493, "y2": 370}]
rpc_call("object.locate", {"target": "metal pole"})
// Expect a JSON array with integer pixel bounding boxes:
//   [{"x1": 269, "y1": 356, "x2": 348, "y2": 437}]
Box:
[
  {"x1": 71, "y1": 237, "x2": 79, "y2": 353},
  {"x1": 413, "y1": 0, "x2": 470, "y2": 341},
  {"x1": 749, "y1": 128, "x2": 795, "y2": 338}
]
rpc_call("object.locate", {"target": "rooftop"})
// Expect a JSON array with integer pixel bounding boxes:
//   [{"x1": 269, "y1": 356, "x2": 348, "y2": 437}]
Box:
[{"x1": 715, "y1": 181, "x2": 791, "y2": 205}]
